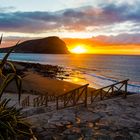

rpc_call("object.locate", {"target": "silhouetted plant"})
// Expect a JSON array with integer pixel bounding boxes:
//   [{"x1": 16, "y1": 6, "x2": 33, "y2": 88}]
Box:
[
  {"x1": 0, "y1": 35, "x2": 21, "y2": 101},
  {"x1": 0, "y1": 35, "x2": 34, "y2": 140},
  {"x1": 0, "y1": 99, "x2": 32, "y2": 140}
]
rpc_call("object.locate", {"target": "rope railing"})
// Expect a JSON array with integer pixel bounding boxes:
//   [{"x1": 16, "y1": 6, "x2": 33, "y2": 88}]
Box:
[{"x1": 91, "y1": 79, "x2": 129, "y2": 103}]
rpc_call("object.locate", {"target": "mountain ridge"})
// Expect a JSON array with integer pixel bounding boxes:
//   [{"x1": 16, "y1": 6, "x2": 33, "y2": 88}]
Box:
[{"x1": 0, "y1": 36, "x2": 69, "y2": 54}]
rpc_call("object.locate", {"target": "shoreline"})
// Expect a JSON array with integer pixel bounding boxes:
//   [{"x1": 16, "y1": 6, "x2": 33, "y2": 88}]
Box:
[
  {"x1": 4, "y1": 61, "x2": 95, "y2": 96},
  {"x1": 0, "y1": 53, "x2": 140, "y2": 91},
  {"x1": 2, "y1": 61, "x2": 140, "y2": 139},
  {"x1": 12, "y1": 60, "x2": 140, "y2": 94}
]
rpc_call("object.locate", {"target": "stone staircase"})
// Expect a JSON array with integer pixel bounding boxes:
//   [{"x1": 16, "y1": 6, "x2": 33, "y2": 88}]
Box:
[
  {"x1": 22, "y1": 94, "x2": 140, "y2": 140},
  {"x1": 22, "y1": 101, "x2": 57, "y2": 117},
  {"x1": 3, "y1": 79, "x2": 136, "y2": 140},
  {"x1": 21, "y1": 79, "x2": 129, "y2": 119}
]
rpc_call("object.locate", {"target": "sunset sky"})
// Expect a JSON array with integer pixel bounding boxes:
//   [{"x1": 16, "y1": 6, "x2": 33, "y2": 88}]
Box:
[{"x1": 0, "y1": 0, "x2": 140, "y2": 54}]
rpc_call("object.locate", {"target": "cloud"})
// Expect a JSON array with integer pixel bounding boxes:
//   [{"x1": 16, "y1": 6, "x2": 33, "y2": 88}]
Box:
[
  {"x1": 63, "y1": 33, "x2": 140, "y2": 46},
  {"x1": 92, "y1": 33, "x2": 140, "y2": 45},
  {"x1": 0, "y1": 2, "x2": 140, "y2": 34},
  {"x1": 0, "y1": 6, "x2": 15, "y2": 12}
]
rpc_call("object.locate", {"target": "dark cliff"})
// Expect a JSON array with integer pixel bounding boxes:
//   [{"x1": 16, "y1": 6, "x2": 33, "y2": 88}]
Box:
[{"x1": 0, "y1": 36, "x2": 69, "y2": 54}]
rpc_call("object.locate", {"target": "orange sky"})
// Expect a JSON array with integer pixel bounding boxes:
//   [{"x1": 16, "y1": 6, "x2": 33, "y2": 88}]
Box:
[
  {"x1": 1, "y1": 0, "x2": 140, "y2": 56},
  {"x1": 63, "y1": 38, "x2": 140, "y2": 55},
  {"x1": 1, "y1": 37, "x2": 140, "y2": 55},
  {"x1": 1, "y1": 1, "x2": 140, "y2": 55}
]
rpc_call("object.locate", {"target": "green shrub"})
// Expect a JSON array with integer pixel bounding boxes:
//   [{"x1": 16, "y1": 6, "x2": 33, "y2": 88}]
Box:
[
  {"x1": 0, "y1": 36, "x2": 21, "y2": 101},
  {"x1": 0, "y1": 35, "x2": 34, "y2": 140},
  {"x1": 0, "y1": 99, "x2": 32, "y2": 140}
]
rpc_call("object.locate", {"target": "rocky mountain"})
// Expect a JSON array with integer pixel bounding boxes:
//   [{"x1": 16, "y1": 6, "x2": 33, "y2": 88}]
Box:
[{"x1": 0, "y1": 36, "x2": 69, "y2": 54}]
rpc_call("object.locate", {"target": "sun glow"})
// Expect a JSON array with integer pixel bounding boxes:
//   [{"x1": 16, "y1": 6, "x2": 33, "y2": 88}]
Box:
[{"x1": 70, "y1": 45, "x2": 87, "y2": 54}]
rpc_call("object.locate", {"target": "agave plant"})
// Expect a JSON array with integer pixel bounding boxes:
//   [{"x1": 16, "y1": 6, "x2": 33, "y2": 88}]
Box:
[
  {"x1": 0, "y1": 35, "x2": 21, "y2": 101},
  {"x1": 0, "y1": 99, "x2": 32, "y2": 140},
  {"x1": 0, "y1": 36, "x2": 36, "y2": 140}
]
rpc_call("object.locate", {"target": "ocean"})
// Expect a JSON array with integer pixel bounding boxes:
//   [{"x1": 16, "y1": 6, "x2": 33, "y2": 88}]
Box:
[{"x1": 0, "y1": 53, "x2": 140, "y2": 93}]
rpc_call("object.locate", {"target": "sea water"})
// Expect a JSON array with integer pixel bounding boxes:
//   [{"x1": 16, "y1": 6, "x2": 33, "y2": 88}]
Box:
[{"x1": 0, "y1": 53, "x2": 140, "y2": 93}]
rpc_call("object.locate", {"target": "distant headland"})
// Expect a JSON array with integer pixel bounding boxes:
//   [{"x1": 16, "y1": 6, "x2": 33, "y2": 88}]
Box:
[{"x1": 0, "y1": 36, "x2": 70, "y2": 54}]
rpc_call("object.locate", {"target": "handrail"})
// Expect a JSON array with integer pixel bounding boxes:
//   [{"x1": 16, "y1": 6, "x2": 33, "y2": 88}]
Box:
[
  {"x1": 21, "y1": 80, "x2": 128, "y2": 110},
  {"x1": 96, "y1": 79, "x2": 129, "y2": 91},
  {"x1": 21, "y1": 84, "x2": 89, "y2": 109},
  {"x1": 91, "y1": 79, "x2": 129, "y2": 103},
  {"x1": 47, "y1": 94, "x2": 56, "y2": 102},
  {"x1": 21, "y1": 94, "x2": 56, "y2": 108},
  {"x1": 56, "y1": 84, "x2": 89, "y2": 110},
  {"x1": 21, "y1": 96, "x2": 30, "y2": 108},
  {"x1": 33, "y1": 95, "x2": 48, "y2": 107},
  {"x1": 56, "y1": 84, "x2": 89, "y2": 98}
]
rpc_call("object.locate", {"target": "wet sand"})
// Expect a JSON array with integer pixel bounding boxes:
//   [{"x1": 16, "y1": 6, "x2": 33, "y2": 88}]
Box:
[{"x1": 4, "y1": 61, "x2": 94, "y2": 96}]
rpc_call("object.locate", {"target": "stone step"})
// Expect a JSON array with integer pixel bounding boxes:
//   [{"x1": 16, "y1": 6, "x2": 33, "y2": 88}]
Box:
[{"x1": 22, "y1": 94, "x2": 127, "y2": 118}]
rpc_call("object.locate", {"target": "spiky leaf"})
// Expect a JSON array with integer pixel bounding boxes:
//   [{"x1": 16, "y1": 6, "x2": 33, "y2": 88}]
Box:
[{"x1": 0, "y1": 41, "x2": 20, "y2": 70}]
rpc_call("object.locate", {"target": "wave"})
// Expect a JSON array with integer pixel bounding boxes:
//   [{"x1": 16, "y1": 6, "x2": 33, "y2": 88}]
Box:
[
  {"x1": 84, "y1": 72, "x2": 140, "y2": 93},
  {"x1": 1, "y1": 53, "x2": 140, "y2": 93}
]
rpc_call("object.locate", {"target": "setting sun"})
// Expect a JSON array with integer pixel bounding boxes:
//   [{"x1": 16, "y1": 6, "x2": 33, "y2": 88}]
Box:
[{"x1": 70, "y1": 46, "x2": 87, "y2": 54}]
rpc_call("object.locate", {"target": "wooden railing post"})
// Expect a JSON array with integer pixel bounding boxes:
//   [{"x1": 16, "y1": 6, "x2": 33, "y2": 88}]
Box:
[
  {"x1": 64, "y1": 95, "x2": 66, "y2": 107},
  {"x1": 88, "y1": 79, "x2": 129, "y2": 105},
  {"x1": 21, "y1": 96, "x2": 30, "y2": 108},
  {"x1": 112, "y1": 86, "x2": 114, "y2": 96},
  {"x1": 27, "y1": 96, "x2": 30, "y2": 106},
  {"x1": 45, "y1": 95, "x2": 48, "y2": 107},
  {"x1": 56, "y1": 97, "x2": 59, "y2": 110},
  {"x1": 91, "y1": 91, "x2": 93, "y2": 103},
  {"x1": 40, "y1": 95, "x2": 43, "y2": 106},
  {"x1": 124, "y1": 80, "x2": 128, "y2": 98},
  {"x1": 85, "y1": 85, "x2": 88, "y2": 107},
  {"x1": 33, "y1": 98, "x2": 35, "y2": 107},
  {"x1": 55, "y1": 84, "x2": 89, "y2": 109},
  {"x1": 100, "y1": 89, "x2": 103, "y2": 100},
  {"x1": 73, "y1": 90, "x2": 76, "y2": 106},
  {"x1": 37, "y1": 98, "x2": 39, "y2": 107}
]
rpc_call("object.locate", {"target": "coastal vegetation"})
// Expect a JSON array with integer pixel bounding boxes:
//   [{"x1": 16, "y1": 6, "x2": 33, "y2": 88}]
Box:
[{"x1": 0, "y1": 36, "x2": 33, "y2": 140}]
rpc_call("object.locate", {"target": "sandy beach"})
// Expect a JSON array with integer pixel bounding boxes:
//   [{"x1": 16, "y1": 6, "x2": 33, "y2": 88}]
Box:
[
  {"x1": 1, "y1": 1, "x2": 140, "y2": 139},
  {"x1": 1, "y1": 61, "x2": 140, "y2": 140},
  {"x1": 4, "y1": 61, "x2": 94, "y2": 96}
]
